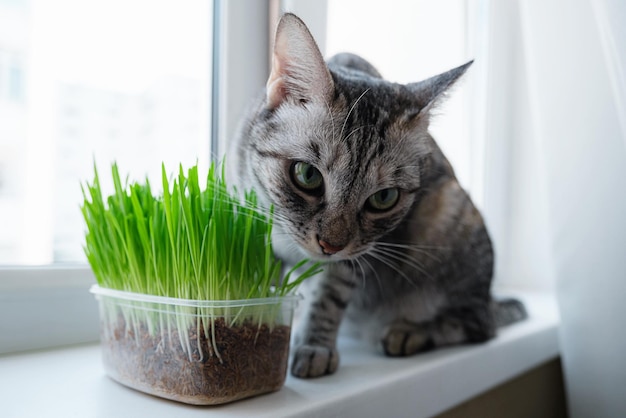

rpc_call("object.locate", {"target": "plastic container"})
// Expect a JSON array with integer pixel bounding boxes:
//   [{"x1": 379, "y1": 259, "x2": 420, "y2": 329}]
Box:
[{"x1": 90, "y1": 285, "x2": 300, "y2": 405}]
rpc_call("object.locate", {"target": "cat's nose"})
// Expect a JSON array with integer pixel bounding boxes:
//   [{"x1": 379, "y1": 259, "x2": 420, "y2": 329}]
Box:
[{"x1": 318, "y1": 239, "x2": 345, "y2": 255}]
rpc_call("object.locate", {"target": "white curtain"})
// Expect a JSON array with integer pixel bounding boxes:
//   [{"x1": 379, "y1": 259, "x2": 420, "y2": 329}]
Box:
[{"x1": 515, "y1": 0, "x2": 626, "y2": 416}]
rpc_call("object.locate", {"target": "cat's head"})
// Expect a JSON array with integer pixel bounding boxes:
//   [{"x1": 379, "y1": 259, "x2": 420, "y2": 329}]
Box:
[{"x1": 243, "y1": 13, "x2": 470, "y2": 262}]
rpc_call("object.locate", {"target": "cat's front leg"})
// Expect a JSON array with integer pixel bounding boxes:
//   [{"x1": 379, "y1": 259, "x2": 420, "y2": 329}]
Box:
[
  {"x1": 381, "y1": 305, "x2": 495, "y2": 356},
  {"x1": 292, "y1": 263, "x2": 356, "y2": 378}
]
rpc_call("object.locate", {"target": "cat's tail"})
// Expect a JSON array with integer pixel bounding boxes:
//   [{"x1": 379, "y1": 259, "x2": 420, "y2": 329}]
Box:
[{"x1": 492, "y1": 298, "x2": 528, "y2": 328}]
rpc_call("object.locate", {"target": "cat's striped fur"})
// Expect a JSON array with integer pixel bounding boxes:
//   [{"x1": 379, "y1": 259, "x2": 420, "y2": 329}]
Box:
[{"x1": 229, "y1": 13, "x2": 526, "y2": 378}]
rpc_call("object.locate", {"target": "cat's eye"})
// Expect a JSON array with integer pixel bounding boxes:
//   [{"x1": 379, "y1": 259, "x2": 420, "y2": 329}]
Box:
[
  {"x1": 291, "y1": 161, "x2": 324, "y2": 192},
  {"x1": 367, "y1": 188, "x2": 399, "y2": 211}
]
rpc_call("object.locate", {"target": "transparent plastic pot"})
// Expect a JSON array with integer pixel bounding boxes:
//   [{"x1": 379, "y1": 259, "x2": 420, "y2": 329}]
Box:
[{"x1": 90, "y1": 285, "x2": 300, "y2": 405}]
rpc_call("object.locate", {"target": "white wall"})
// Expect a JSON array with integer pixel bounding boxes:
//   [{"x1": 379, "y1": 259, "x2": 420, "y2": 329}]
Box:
[{"x1": 516, "y1": 0, "x2": 626, "y2": 416}]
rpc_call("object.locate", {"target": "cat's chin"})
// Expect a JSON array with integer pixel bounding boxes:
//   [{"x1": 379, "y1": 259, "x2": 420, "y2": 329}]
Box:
[{"x1": 307, "y1": 252, "x2": 350, "y2": 262}]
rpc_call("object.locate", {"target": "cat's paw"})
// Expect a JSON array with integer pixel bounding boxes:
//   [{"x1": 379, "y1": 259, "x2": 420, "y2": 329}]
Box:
[
  {"x1": 291, "y1": 344, "x2": 339, "y2": 378},
  {"x1": 381, "y1": 321, "x2": 432, "y2": 357}
]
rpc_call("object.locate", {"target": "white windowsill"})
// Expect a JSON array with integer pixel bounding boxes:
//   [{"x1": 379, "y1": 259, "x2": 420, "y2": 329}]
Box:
[{"x1": 1, "y1": 290, "x2": 559, "y2": 418}]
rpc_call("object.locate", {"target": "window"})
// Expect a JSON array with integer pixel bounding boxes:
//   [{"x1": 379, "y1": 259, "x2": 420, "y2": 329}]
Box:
[
  {"x1": 0, "y1": 0, "x2": 212, "y2": 266},
  {"x1": 0, "y1": 0, "x2": 214, "y2": 354},
  {"x1": 0, "y1": 0, "x2": 273, "y2": 354}
]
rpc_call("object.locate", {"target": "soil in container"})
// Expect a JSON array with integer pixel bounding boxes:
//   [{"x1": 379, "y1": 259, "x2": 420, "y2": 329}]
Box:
[{"x1": 102, "y1": 316, "x2": 292, "y2": 405}]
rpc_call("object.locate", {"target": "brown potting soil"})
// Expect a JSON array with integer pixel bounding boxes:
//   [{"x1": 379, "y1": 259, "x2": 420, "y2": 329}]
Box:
[{"x1": 101, "y1": 316, "x2": 291, "y2": 405}]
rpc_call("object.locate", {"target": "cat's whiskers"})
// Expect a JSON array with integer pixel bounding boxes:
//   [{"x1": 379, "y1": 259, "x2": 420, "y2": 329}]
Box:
[
  {"x1": 269, "y1": 230, "x2": 306, "y2": 248},
  {"x1": 344, "y1": 124, "x2": 374, "y2": 143},
  {"x1": 371, "y1": 245, "x2": 434, "y2": 281},
  {"x1": 348, "y1": 258, "x2": 366, "y2": 291},
  {"x1": 339, "y1": 88, "x2": 371, "y2": 141},
  {"x1": 268, "y1": 212, "x2": 293, "y2": 226},
  {"x1": 348, "y1": 259, "x2": 367, "y2": 293},
  {"x1": 201, "y1": 205, "x2": 272, "y2": 225},
  {"x1": 269, "y1": 232, "x2": 307, "y2": 258},
  {"x1": 374, "y1": 241, "x2": 443, "y2": 263},
  {"x1": 351, "y1": 258, "x2": 366, "y2": 280},
  {"x1": 357, "y1": 255, "x2": 384, "y2": 294},
  {"x1": 374, "y1": 241, "x2": 444, "y2": 250},
  {"x1": 365, "y1": 250, "x2": 420, "y2": 290},
  {"x1": 323, "y1": 99, "x2": 337, "y2": 144}
]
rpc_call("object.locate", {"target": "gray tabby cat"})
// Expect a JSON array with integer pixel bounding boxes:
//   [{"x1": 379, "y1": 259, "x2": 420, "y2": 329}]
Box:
[{"x1": 229, "y1": 13, "x2": 526, "y2": 378}]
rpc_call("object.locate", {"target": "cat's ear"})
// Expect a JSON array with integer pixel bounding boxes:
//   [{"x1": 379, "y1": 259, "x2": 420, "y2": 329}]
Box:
[
  {"x1": 266, "y1": 13, "x2": 334, "y2": 109},
  {"x1": 406, "y1": 61, "x2": 473, "y2": 119}
]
